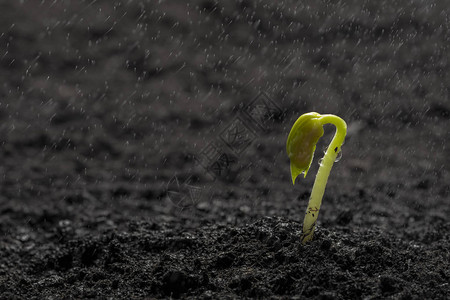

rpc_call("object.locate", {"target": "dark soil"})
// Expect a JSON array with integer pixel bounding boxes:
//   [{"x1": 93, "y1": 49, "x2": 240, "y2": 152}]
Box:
[{"x1": 1, "y1": 0, "x2": 449, "y2": 299}]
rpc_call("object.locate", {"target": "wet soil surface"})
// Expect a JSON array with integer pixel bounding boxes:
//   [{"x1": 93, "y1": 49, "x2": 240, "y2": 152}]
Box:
[{"x1": 0, "y1": 0, "x2": 449, "y2": 299}]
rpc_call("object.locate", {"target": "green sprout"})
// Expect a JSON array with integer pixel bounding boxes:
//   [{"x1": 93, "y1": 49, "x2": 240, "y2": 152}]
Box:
[{"x1": 286, "y1": 112, "x2": 347, "y2": 244}]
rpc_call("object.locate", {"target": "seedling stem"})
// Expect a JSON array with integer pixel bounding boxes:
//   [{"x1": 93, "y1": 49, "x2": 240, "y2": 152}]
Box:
[{"x1": 286, "y1": 113, "x2": 347, "y2": 244}]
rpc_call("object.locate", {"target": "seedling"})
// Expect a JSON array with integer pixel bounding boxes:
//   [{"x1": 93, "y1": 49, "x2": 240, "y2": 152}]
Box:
[{"x1": 286, "y1": 112, "x2": 347, "y2": 244}]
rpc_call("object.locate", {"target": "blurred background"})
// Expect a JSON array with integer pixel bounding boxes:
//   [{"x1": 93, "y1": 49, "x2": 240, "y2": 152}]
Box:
[{"x1": 0, "y1": 0, "x2": 448, "y2": 235}]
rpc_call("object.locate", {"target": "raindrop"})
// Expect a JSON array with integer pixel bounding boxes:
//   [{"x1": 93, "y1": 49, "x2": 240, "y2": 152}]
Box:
[
  {"x1": 318, "y1": 158, "x2": 323, "y2": 166},
  {"x1": 335, "y1": 150, "x2": 343, "y2": 162}
]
